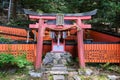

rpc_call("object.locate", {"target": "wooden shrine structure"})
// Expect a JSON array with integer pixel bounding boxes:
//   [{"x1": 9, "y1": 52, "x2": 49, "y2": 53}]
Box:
[{"x1": 24, "y1": 9, "x2": 97, "y2": 70}]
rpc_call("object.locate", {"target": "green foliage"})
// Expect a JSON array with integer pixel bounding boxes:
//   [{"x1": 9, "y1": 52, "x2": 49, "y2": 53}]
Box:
[
  {"x1": 108, "y1": 65, "x2": 120, "y2": 74},
  {"x1": 1, "y1": 0, "x2": 120, "y2": 31},
  {"x1": 79, "y1": 73, "x2": 108, "y2": 80},
  {"x1": 7, "y1": 19, "x2": 32, "y2": 28},
  {"x1": 0, "y1": 36, "x2": 13, "y2": 43},
  {"x1": 100, "y1": 62, "x2": 110, "y2": 69},
  {"x1": 0, "y1": 68, "x2": 29, "y2": 79},
  {"x1": 100, "y1": 63, "x2": 120, "y2": 74},
  {"x1": 0, "y1": 71, "x2": 8, "y2": 78},
  {"x1": 0, "y1": 53, "x2": 15, "y2": 67},
  {"x1": 14, "y1": 54, "x2": 31, "y2": 68},
  {"x1": 0, "y1": 53, "x2": 31, "y2": 68},
  {"x1": 19, "y1": 0, "x2": 120, "y2": 28}
]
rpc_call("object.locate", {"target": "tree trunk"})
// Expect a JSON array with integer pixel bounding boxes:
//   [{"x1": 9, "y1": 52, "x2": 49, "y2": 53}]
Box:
[
  {"x1": 12, "y1": 0, "x2": 17, "y2": 20},
  {"x1": 8, "y1": 0, "x2": 12, "y2": 22}
]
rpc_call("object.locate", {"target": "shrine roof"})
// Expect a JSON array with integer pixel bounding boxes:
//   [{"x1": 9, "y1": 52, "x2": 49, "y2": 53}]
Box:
[{"x1": 24, "y1": 9, "x2": 97, "y2": 17}]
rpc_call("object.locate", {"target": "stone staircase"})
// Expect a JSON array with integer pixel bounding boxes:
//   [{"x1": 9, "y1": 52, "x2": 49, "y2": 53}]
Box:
[
  {"x1": 41, "y1": 52, "x2": 77, "y2": 80},
  {"x1": 44, "y1": 64, "x2": 68, "y2": 80}
]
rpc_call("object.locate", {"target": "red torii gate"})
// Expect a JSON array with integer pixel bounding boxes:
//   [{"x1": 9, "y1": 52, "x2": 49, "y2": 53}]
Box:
[{"x1": 24, "y1": 9, "x2": 97, "y2": 70}]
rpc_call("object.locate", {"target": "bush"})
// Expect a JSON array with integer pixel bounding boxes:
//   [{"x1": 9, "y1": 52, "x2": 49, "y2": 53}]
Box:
[
  {"x1": 0, "y1": 53, "x2": 15, "y2": 67},
  {"x1": 0, "y1": 36, "x2": 13, "y2": 43},
  {"x1": 0, "y1": 53, "x2": 31, "y2": 69},
  {"x1": 15, "y1": 54, "x2": 31, "y2": 68}
]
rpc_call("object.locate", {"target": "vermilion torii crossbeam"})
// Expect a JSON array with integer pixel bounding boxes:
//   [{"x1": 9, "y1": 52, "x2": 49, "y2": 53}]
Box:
[{"x1": 25, "y1": 9, "x2": 97, "y2": 70}]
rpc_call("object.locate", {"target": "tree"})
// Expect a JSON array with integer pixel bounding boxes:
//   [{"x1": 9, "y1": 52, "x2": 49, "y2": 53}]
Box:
[
  {"x1": 1, "y1": 0, "x2": 120, "y2": 34},
  {"x1": 8, "y1": 0, "x2": 12, "y2": 21}
]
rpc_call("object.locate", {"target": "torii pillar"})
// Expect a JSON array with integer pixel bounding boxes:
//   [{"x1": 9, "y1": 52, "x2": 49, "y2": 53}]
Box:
[
  {"x1": 35, "y1": 19, "x2": 45, "y2": 69},
  {"x1": 76, "y1": 17, "x2": 91, "y2": 67}
]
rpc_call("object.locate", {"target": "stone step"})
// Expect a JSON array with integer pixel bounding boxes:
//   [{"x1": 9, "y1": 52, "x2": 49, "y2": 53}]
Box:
[
  {"x1": 53, "y1": 75, "x2": 65, "y2": 80},
  {"x1": 73, "y1": 75, "x2": 81, "y2": 80},
  {"x1": 51, "y1": 66, "x2": 67, "y2": 71},
  {"x1": 67, "y1": 68, "x2": 77, "y2": 71},
  {"x1": 49, "y1": 71, "x2": 68, "y2": 75},
  {"x1": 53, "y1": 64, "x2": 65, "y2": 67}
]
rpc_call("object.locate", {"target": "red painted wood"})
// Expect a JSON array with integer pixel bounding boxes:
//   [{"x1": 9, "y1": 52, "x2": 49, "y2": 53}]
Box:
[
  {"x1": 43, "y1": 45, "x2": 51, "y2": 54},
  {"x1": 0, "y1": 44, "x2": 119, "y2": 63},
  {"x1": 81, "y1": 24, "x2": 91, "y2": 28},
  {"x1": 30, "y1": 23, "x2": 90, "y2": 31},
  {"x1": 77, "y1": 18, "x2": 85, "y2": 68},
  {"x1": 89, "y1": 30, "x2": 120, "y2": 42},
  {"x1": 35, "y1": 19, "x2": 44, "y2": 70},
  {"x1": 0, "y1": 26, "x2": 27, "y2": 37},
  {"x1": 29, "y1": 23, "x2": 39, "y2": 29},
  {"x1": 29, "y1": 15, "x2": 91, "y2": 20},
  {"x1": 84, "y1": 44, "x2": 120, "y2": 63},
  {"x1": 65, "y1": 45, "x2": 77, "y2": 57}
]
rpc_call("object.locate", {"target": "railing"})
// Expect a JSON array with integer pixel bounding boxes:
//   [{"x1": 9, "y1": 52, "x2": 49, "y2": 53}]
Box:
[{"x1": 0, "y1": 44, "x2": 119, "y2": 63}]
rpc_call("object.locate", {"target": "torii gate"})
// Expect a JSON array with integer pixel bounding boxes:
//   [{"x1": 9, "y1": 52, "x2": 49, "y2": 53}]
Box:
[{"x1": 24, "y1": 9, "x2": 97, "y2": 70}]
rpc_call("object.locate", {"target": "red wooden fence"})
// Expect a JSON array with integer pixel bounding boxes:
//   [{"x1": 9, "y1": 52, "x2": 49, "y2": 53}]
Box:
[
  {"x1": 0, "y1": 26, "x2": 120, "y2": 42},
  {"x1": 0, "y1": 26, "x2": 119, "y2": 63},
  {"x1": 0, "y1": 26, "x2": 27, "y2": 40},
  {"x1": 0, "y1": 26, "x2": 77, "y2": 41},
  {"x1": 0, "y1": 44, "x2": 36, "y2": 62},
  {"x1": 0, "y1": 44, "x2": 119, "y2": 63},
  {"x1": 89, "y1": 30, "x2": 120, "y2": 42},
  {"x1": 84, "y1": 44, "x2": 120, "y2": 63}
]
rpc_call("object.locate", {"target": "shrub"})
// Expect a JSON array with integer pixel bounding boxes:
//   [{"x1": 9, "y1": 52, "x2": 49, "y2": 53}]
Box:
[
  {"x1": 0, "y1": 53, "x2": 31, "y2": 69},
  {"x1": 14, "y1": 54, "x2": 31, "y2": 68},
  {"x1": 0, "y1": 36, "x2": 13, "y2": 43},
  {"x1": 0, "y1": 53, "x2": 15, "y2": 67}
]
